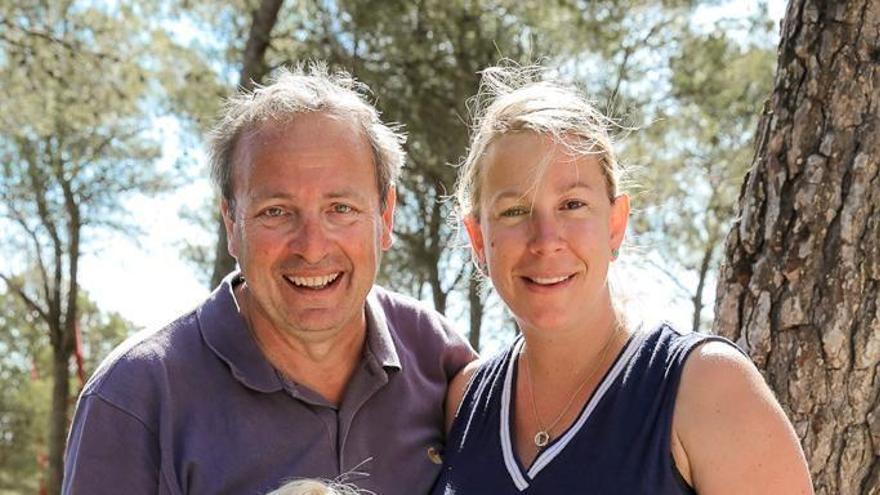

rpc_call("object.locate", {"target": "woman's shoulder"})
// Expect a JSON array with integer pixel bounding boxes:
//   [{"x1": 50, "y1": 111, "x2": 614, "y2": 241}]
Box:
[
  {"x1": 445, "y1": 338, "x2": 521, "y2": 432},
  {"x1": 632, "y1": 320, "x2": 745, "y2": 364},
  {"x1": 671, "y1": 331, "x2": 813, "y2": 492}
]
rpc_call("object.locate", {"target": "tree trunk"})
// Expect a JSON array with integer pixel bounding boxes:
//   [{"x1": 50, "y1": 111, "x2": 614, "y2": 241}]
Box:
[
  {"x1": 691, "y1": 241, "x2": 714, "y2": 333},
  {"x1": 713, "y1": 1, "x2": 879, "y2": 494},
  {"x1": 239, "y1": 0, "x2": 285, "y2": 93},
  {"x1": 427, "y1": 192, "x2": 447, "y2": 315},
  {"x1": 47, "y1": 346, "x2": 71, "y2": 495},
  {"x1": 210, "y1": 0, "x2": 285, "y2": 287}
]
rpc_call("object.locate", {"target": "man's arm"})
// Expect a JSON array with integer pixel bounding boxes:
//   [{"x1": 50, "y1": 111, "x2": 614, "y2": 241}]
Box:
[
  {"x1": 63, "y1": 393, "x2": 162, "y2": 494},
  {"x1": 672, "y1": 341, "x2": 813, "y2": 494}
]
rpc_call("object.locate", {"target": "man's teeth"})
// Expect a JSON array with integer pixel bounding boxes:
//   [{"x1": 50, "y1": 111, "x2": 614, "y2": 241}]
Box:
[
  {"x1": 287, "y1": 273, "x2": 340, "y2": 288},
  {"x1": 530, "y1": 275, "x2": 570, "y2": 285}
]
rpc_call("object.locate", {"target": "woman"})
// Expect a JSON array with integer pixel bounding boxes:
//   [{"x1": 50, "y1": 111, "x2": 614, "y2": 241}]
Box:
[{"x1": 433, "y1": 66, "x2": 813, "y2": 494}]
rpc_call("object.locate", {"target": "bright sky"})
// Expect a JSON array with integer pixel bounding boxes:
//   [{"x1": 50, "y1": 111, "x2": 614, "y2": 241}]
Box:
[
  {"x1": 75, "y1": 0, "x2": 787, "y2": 354},
  {"x1": 79, "y1": 117, "x2": 214, "y2": 331}
]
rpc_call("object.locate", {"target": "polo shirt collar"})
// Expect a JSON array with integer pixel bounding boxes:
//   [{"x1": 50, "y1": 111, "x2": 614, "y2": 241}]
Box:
[
  {"x1": 199, "y1": 273, "x2": 401, "y2": 394},
  {"x1": 364, "y1": 287, "x2": 402, "y2": 371},
  {"x1": 198, "y1": 272, "x2": 283, "y2": 393}
]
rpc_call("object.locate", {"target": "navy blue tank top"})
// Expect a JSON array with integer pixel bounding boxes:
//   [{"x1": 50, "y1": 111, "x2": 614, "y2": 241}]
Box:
[{"x1": 433, "y1": 323, "x2": 732, "y2": 494}]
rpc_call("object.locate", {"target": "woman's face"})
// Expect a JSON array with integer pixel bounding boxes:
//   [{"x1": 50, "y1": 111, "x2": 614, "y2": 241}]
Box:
[{"x1": 465, "y1": 132, "x2": 629, "y2": 335}]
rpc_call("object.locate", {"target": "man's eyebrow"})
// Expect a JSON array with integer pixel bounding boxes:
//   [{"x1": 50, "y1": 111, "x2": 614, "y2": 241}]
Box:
[
  {"x1": 247, "y1": 190, "x2": 294, "y2": 202},
  {"x1": 325, "y1": 188, "x2": 370, "y2": 200},
  {"x1": 248, "y1": 188, "x2": 370, "y2": 201}
]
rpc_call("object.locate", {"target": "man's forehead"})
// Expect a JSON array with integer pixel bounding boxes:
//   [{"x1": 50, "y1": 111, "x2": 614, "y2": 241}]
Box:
[
  {"x1": 230, "y1": 113, "x2": 374, "y2": 173},
  {"x1": 243, "y1": 112, "x2": 365, "y2": 144}
]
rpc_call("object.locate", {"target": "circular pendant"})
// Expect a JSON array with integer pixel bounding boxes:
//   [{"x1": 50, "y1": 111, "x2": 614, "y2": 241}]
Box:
[{"x1": 534, "y1": 431, "x2": 550, "y2": 448}]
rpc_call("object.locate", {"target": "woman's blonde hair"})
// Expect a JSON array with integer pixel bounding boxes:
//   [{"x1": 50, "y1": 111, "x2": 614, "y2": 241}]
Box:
[{"x1": 456, "y1": 64, "x2": 622, "y2": 220}]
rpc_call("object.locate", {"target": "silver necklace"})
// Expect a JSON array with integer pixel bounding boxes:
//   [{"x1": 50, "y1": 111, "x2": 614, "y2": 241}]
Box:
[{"x1": 522, "y1": 325, "x2": 622, "y2": 449}]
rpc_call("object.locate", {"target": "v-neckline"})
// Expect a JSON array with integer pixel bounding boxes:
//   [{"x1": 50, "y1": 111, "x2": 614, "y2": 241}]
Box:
[{"x1": 499, "y1": 331, "x2": 643, "y2": 491}]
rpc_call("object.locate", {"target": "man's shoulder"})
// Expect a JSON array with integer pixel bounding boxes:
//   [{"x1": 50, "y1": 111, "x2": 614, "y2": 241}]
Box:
[
  {"x1": 370, "y1": 285, "x2": 454, "y2": 335},
  {"x1": 371, "y1": 285, "x2": 438, "y2": 314},
  {"x1": 82, "y1": 308, "x2": 203, "y2": 399},
  {"x1": 369, "y1": 286, "x2": 476, "y2": 386},
  {"x1": 369, "y1": 285, "x2": 476, "y2": 364}
]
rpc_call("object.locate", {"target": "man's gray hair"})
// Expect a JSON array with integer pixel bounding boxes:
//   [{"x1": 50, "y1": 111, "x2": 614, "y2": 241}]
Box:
[{"x1": 209, "y1": 62, "x2": 405, "y2": 211}]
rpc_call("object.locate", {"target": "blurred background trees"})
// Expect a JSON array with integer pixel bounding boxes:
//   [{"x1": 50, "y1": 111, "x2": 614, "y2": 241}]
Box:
[
  {"x1": 186, "y1": 0, "x2": 771, "y2": 346},
  {"x1": 7, "y1": 0, "x2": 871, "y2": 492},
  {"x1": 0, "y1": 2, "x2": 178, "y2": 491}
]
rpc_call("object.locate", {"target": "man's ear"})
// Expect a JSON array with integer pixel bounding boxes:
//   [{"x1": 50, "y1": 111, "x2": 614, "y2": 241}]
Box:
[
  {"x1": 609, "y1": 194, "x2": 630, "y2": 254},
  {"x1": 463, "y1": 214, "x2": 485, "y2": 268},
  {"x1": 221, "y1": 198, "x2": 238, "y2": 259},
  {"x1": 380, "y1": 188, "x2": 397, "y2": 251}
]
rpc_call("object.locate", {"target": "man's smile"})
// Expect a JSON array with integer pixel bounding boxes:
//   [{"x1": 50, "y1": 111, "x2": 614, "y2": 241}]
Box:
[{"x1": 284, "y1": 272, "x2": 343, "y2": 290}]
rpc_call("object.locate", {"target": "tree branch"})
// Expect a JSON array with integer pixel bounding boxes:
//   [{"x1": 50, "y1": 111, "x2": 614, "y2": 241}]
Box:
[
  {"x1": 0, "y1": 18, "x2": 123, "y2": 63},
  {"x1": 0, "y1": 273, "x2": 51, "y2": 324},
  {"x1": 6, "y1": 203, "x2": 53, "y2": 305}
]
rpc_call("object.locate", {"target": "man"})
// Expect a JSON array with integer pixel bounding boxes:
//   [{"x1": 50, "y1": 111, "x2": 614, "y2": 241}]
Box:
[{"x1": 63, "y1": 64, "x2": 476, "y2": 495}]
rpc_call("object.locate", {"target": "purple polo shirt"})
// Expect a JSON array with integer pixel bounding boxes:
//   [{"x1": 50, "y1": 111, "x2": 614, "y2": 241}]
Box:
[{"x1": 63, "y1": 273, "x2": 475, "y2": 495}]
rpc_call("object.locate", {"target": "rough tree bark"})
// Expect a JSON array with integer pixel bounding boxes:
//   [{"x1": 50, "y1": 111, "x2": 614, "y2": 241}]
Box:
[
  {"x1": 713, "y1": 1, "x2": 879, "y2": 494},
  {"x1": 210, "y1": 0, "x2": 285, "y2": 288}
]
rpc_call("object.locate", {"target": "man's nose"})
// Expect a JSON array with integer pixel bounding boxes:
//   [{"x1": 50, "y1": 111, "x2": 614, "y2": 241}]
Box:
[{"x1": 289, "y1": 213, "x2": 331, "y2": 264}]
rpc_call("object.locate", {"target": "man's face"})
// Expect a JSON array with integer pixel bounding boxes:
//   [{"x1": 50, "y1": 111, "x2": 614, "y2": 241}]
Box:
[{"x1": 223, "y1": 112, "x2": 395, "y2": 342}]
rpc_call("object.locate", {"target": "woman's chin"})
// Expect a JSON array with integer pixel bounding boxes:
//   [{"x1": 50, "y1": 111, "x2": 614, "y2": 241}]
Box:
[{"x1": 514, "y1": 311, "x2": 577, "y2": 335}]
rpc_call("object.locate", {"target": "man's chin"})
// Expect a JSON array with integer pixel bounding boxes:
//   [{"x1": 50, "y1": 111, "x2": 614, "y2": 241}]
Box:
[{"x1": 280, "y1": 311, "x2": 356, "y2": 337}]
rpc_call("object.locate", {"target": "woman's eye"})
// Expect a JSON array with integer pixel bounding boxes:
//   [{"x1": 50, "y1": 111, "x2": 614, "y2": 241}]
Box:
[{"x1": 500, "y1": 206, "x2": 528, "y2": 218}]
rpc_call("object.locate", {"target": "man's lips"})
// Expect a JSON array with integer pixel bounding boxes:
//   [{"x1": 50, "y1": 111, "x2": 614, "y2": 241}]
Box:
[{"x1": 283, "y1": 272, "x2": 342, "y2": 290}]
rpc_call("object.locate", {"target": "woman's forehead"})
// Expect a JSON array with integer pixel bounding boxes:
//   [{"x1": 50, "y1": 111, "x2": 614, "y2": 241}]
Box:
[{"x1": 481, "y1": 133, "x2": 604, "y2": 196}]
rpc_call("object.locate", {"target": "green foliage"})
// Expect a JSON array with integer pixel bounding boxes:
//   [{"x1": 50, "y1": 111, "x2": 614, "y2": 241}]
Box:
[
  {"x1": 0, "y1": 0, "x2": 783, "y2": 482},
  {"x1": 0, "y1": 286, "x2": 134, "y2": 493},
  {"x1": 627, "y1": 23, "x2": 776, "y2": 329},
  {"x1": 0, "y1": 0, "x2": 194, "y2": 488},
  {"x1": 168, "y1": 0, "x2": 776, "y2": 337},
  {"x1": 0, "y1": 289, "x2": 46, "y2": 493},
  {"x1": 0, "y1": 1, "x2": 169, "y2": 246}
]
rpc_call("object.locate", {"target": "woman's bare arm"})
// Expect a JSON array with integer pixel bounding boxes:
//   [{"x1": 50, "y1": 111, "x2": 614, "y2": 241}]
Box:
[{"x1": 672, "y1": 341, "x2": 813, "y2": 494}]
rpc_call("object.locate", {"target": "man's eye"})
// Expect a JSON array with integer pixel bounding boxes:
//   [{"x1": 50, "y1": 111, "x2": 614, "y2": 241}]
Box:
[
  {"x1": 562, "y1": 200, "x2": 586, "y2": 210},
  {"x1": 332, "y1": 203, "x2": 355, "y2": 214},
  {"x1": 500, "y1": 206, "x2": 528, "y2": 218},
  {"x1": 262, "y1": 207, "x2": 286, "y2": 218}
]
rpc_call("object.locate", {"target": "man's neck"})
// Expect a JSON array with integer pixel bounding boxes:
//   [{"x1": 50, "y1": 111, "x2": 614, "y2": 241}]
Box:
[{"x1": 235, "y1": 284, "x2": 367, "y2": 406}]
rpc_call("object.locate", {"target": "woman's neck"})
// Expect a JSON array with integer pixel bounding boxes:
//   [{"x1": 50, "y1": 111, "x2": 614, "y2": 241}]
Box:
[{"x1": 518, "y1": 300, "x2": 626, "y2": 379}]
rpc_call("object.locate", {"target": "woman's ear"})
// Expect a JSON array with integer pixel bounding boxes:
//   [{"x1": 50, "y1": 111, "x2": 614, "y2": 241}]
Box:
[
  {"x1": 463, "y1": 214, "x2": 486, "y2": 268},
  {"x1": 609, "y1": 194, "x2": 630, "y2": 253}
]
